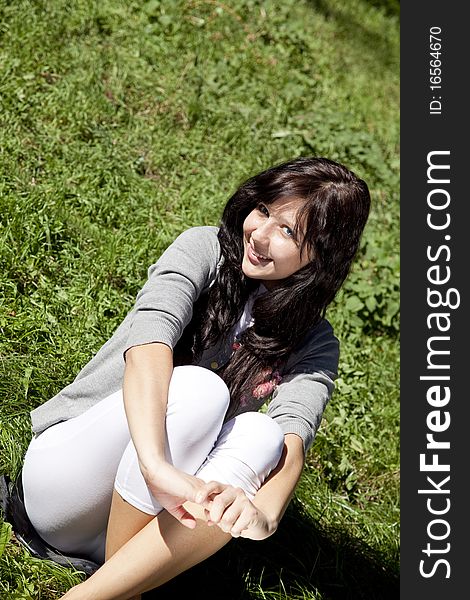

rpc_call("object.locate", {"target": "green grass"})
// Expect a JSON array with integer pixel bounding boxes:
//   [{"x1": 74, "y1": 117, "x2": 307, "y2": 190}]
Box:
[{"x1": 0, "y1": 0, "x2": 399, "y2": 597}]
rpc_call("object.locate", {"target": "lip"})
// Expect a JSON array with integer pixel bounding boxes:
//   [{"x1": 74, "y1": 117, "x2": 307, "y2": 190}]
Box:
[{"x1": 246, "y1": 241, "x2": 272, "y2": 266}]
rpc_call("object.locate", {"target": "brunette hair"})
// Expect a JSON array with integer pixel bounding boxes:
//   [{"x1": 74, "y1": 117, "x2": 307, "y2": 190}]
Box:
[{"x1": 180, "y1": 156, "x2": 371, "y2": 412}]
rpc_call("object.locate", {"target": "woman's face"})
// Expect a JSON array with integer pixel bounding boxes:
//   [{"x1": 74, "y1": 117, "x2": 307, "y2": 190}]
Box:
[{"x1": 241, "y1": 196, "x2": 311, "y2": 289}]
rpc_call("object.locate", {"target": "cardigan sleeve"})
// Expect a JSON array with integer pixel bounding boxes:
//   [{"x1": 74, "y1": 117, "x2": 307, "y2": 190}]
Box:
[
  {"x1": 266, "y1": 320, "x2": 339, "y2": 454},
  {"x1": 125, "y1": 226, "x2": 221, "y2": 355}
]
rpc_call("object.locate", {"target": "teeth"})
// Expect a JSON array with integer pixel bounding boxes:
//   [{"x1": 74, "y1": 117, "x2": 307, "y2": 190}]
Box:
[
  {"x1": 248, "y1": 241, "x2": 270, "y2": 261},
  {"x1": 253, "y1": 249, "x2": 269, "y2": 260}
]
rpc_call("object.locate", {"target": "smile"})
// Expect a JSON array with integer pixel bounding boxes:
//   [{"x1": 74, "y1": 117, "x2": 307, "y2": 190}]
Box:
[
  {"x1": 252, "y1": 248, "x2": 269, "y2": 260},
  {"x1": 247, "y1": 242, "x2": 272, "y2": 265}
]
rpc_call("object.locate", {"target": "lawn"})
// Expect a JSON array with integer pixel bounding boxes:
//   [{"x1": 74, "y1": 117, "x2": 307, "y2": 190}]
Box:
[{"x1": 0, "y1": 0, "x2": 400, "y2": 598}]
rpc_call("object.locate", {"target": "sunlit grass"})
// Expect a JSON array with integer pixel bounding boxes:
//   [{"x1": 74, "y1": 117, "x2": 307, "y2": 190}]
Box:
[{"x1": 1, "y1": 0, "x2": 399, "y2": 597}]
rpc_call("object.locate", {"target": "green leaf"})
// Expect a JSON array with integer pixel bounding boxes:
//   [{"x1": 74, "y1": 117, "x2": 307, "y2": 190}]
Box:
[
  {"x1": 365, "y1": 296, "x2": 377, "y2": 312},
  {"x1": 350, "y1": 436, "x2": 364, "y2": 454},
  {"x1": 345, "y1": 295, "x2": 364, "y2": 312},
  {"x1": 345, "y1": 472, "x2": 358, "y2": 490},
  {"x1": 0, "y1": 521, "x2": 12, "y2": 558},
  {"x1": 386, "y1": 300, "x2": 400, "y2": 318}
]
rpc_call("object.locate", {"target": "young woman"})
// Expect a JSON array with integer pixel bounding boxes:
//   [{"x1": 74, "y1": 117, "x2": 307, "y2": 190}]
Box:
[{"x1": 21, "y1": 156, "x2": 370, "y2": 599}]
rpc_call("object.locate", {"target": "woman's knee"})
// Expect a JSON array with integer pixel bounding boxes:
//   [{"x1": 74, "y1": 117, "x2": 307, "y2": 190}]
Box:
[
  {"x1": 196, "y1": 412, "x2": 285, "y2": 498},
  {"x1": 213, "y1": 412, "x2": 285, "y2": 476},
  {"x1": 115, "y1": 367, "x2": 231, "y2": 505},
  {"x1": 169, "y1": 365, "x2": 230, "y2": 420},
  {"x1": 231, "y1": 412, "x2": 284, "y2": 461}
]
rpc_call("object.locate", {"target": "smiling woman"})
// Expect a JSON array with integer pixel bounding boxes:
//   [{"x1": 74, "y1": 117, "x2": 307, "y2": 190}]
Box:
[
  {"x1": 14, "y1": 156, "x2": 371, "y2": 600},
  {"x1": 242, "y1": 198, "x2": 312, "y2": 288},
  {"x1": 209, "y1": 157, "x2": 371, "y2": 418}
]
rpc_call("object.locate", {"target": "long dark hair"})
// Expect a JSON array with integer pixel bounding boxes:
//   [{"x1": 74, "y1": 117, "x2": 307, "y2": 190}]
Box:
[{"x1": 185, "y1": 157, "x2": 371, "y2": 411}]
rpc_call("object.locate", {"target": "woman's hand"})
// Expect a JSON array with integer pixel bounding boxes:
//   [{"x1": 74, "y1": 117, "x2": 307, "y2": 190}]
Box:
[
  {"x1": 197, "y1": 482, "x2": 278, "y2": 541},
  {"x1": 141, "y1": 461, "x2": 209, "y2": 529}
]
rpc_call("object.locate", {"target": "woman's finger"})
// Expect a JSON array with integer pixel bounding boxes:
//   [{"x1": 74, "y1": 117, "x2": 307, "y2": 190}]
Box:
[
  {"x1": 208, "y1": 487, "x2": 245, "y2": 524},
  {"x1": 216, "y1": 494, "x2": 255, "y2": 535},
  {"x1": 215, "y1": 501, "x2": 249, "y2": 534},
  {"x1": 195, "y1": 480, "x2": 228, "y2": 505},
  {"x1": 228, "y1": 509, "x2": 256, "y2": 537}
]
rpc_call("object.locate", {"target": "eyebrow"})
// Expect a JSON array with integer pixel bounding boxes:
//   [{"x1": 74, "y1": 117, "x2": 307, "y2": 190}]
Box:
[
  {"x1": 262, "y1": 202, "x2": 307, "y2": 243},
  {"x1": 263, "y1": 203, "x2": 297, "y2": 230}
]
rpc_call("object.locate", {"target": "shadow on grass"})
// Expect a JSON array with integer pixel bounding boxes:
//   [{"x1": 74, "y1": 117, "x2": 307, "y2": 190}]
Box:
[
  {"x1": 143, "y1": 500, "x2": 398, "y2": 600},
  {"x1": 306, "y1": 0, "x2": 399, "y2": 70}
]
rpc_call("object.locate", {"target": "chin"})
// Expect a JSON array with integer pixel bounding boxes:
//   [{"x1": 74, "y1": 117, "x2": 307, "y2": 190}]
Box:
[
  {"x1": 242, "y1": 268, "x2": 260, "y2": 280},
  {"x1": 241, "y1": 262, "x2": 261, "y2": 281}
]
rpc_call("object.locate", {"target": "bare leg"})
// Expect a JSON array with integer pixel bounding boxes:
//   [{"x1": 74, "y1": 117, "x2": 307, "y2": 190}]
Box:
[
  {"x1": 61, "y1": 499, "x2": 231, "y2": 600},
  {"x1": 60, "y1": 412, "x2": 283, "y2": 600},
  {"x1": 105, "y1": 491, "x2": 154, "y2": 560},
  {"x1": 103, "y1": 491, "x2": 155, "y2": 600}
]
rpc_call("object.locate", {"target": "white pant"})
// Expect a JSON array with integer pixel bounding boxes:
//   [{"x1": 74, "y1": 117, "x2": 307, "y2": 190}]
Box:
[{"x1": 22, "y1": 366, "x2": 284, "y2": 564}]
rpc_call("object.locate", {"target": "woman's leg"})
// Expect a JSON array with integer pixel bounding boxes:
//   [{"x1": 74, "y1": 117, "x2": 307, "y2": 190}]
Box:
[
  {"x1": 105, "y1": 410, "x2": 285, "y2": 556},
  {"x1": 104, "y1": 493, "x2": 155, "y2": 600},
  {"x1": 22, "y1": 366, "x2": 230, "y2": 563},
  {"x1": 105, "y1": 492, "x2": 153, "y2": 562},
  {"x1": 196, "y1": 411, "x2": 285, "y2": 499},
  {"x1": 64, "y1": 501, "x2": 231, "y2": 600},
  {"x1": 64, "y1": 412, "x2": 284, "y2": 600},
  {"x1": 111, "y1": 366, "x2": 231, "y2": 517},
  {"x1": 22, "y1": 388, "x2": 131, "y2": 561}
]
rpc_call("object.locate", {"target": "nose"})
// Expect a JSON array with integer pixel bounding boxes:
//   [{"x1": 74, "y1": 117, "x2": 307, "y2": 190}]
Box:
[{"x1": 251, "y1": 218, "x2": 273, "y2": 245}]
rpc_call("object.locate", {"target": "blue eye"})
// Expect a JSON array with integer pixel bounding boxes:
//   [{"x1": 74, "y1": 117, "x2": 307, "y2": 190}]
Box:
[
  {"x1": 283, "y1": 226, "x2": 294, "y2": 237},
  {"x1": 257, "y1": 203, "x2": 269, "y2": 216}
]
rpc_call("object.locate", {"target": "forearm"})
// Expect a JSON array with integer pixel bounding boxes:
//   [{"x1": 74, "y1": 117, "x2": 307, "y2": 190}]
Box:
[
  {"x1": 123, "y1": 342, "x2": 173, "y2": 474},
  {"x1": 123, "y1": 344, "x2": 220, "y2": 526},
  {"x1": 251, "y1": 433, "x2": 305, "y2": 532}
]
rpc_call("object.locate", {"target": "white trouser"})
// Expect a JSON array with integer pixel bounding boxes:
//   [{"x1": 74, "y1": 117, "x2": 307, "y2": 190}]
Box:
[{"x1": 22, "y1": 366, "x2": 284, "y2": 564}]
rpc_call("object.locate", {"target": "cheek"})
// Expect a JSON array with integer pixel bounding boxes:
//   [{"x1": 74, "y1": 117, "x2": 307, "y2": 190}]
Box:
[
  {"x1": 242, "y1": 213, "x2": 255, "y2": 236},
  {"x1": 275, "y1": 244, "x2": 305, "y2": 273},
  {"x1": 287, "y1": 253, "x2": 303, "y2": 272}
]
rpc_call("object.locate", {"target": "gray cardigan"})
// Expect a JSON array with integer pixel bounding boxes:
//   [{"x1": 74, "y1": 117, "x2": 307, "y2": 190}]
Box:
[{"x1": 31, "y1": 226, "x2": 339, "y2": 453}]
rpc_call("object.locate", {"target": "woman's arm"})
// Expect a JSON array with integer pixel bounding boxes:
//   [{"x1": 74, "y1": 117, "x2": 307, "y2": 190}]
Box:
[
  {"x1": 252, "y1": 432, "x2": 305, "y2": 532},
  {"x1": 200, "y1": 433, "x2": 305, "y2": 540},
  {"x1": 123, "y1": 342, "x2": 173, "y2": 471},
  {"x1": 123, "y1": 342, "x2": 210, "y2": 527}
]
